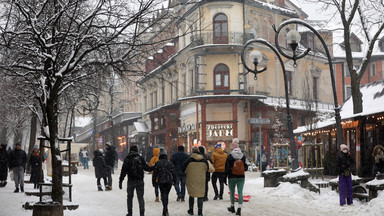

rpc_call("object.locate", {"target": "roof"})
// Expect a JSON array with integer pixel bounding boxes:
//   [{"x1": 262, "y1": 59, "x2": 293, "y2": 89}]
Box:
[{"x1": 294, "y1": 80, "x2": 384, "y2": 133}]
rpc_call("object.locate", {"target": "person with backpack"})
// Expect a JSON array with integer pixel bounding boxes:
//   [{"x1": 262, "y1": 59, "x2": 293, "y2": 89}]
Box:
[
  {"x1": 93, "y1": 149, "x2": 108, "y2": 191},
  {"x1": 149, "y1": 147, "x2": 160, "y2": 202},
  {"x1": 211, "y1": 143, "x2": 227, "y2": 200},
  {"x1": 119, "y1": 145, "x2": 153, "y2": 216},
  {"x1": 225, "y1": 138, "x2": 248, "y2": 216},
  {"x1": 152, "y1": 148, "x2": 176, "y2": 216},
  {"x1": 182, "y1": 146, "x2": 209, "y2": 216},
  {"x1": 256, "y1": 145, "x2": 268, "y2": 173},
  {"x1": 170, "y1": 145, "x2": 189, "y2": 202}
]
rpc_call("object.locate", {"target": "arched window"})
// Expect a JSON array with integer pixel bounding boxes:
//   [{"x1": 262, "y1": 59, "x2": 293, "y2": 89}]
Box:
[
  {"x1": 214, "y1": 64, "x2": 230, "y2": 94},
  {"x1": 213, "y1": 14, "x2": 228, "y2": 44}
]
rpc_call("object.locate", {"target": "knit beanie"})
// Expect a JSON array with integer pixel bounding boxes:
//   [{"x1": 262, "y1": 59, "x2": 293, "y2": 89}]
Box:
[
  {"x1": 340, "y1": 144, "x2": 348, "y2": 151},
  {"x1": 231, "y1": 138, "x2": 239, "y2": 150}
]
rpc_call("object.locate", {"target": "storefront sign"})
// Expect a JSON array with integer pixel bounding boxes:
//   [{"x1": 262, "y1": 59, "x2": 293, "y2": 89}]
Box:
[
  {"x1": 178, "y1": 123, "x2": 197, "y2": 133},
  {"x1": 207, "y1": 124, "x2": 233, "y2": 137}
]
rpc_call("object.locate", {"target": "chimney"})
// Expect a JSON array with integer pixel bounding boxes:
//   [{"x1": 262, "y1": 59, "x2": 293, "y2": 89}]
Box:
[{"x1": 275, "y1": 0, "x2": 285, "y2": 7}]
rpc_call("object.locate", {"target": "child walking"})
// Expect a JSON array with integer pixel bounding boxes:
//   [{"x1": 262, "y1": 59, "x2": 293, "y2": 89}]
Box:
[{"x1": 152, "y1": 149, "x2": 176, "y2": 216}]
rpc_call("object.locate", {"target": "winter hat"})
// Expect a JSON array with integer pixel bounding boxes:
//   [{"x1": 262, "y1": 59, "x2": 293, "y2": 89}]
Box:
[
  {"x1": 99, "y1": 149, "x2": 104, "y2": 154},
  {"x1": 106, "y1": 142, "x2": 112, "y2": 147},
  {"x1": 15, "y1": 143, "x2": 21, "y2": 147},
  {"x1": 231, "y1": 138, "x2": 239, "y2": 150},
  {"x1": 159, "y1": 148, "x2": 167, "y2": 156},
  {"x1": 214, "y1": 143, "x2": 222, "y2": 149},
  {"x1": 130, "y1": 145, "x2": 138, "y2": 152},
  {"x1": 178, "y1": 145, "x2": 185, "y2": 152},
  {"x1": 340, "y1": 144, "x2": 348, "y2": 151}
]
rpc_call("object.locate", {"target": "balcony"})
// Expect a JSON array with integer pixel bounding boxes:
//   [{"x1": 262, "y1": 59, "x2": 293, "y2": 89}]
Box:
[{"x1": 190, "y1": 32, "x2": 254, "y2": 48}]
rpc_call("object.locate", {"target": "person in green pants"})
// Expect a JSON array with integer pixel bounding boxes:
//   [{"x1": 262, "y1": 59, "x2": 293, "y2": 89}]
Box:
[{"x1": 225, "y1": 138, "x2": 248, "y2": 216}]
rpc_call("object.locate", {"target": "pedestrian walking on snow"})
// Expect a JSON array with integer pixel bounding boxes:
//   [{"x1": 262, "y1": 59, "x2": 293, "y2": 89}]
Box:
[
  {"x1": 211, "y1": 143, "x2": 227, "y2": 200},
  {"x1": 104, "y1": 142, "x2": 116, "y2": 190},
  {"x1": 182, "y1": 146, "x2": 209, "y2": 216},
  {"x1": 170, "y1": 145, "x2": 189, "y2": 202},
  {"x1": 336, "y1": 144, "x2": 354, "y2": 206},
  {"x1": 29, "y1": 147, "x2": 41, "y2": 189},
  {"x1": 225, "y1": 138, "x2": 248, "y2": 216},
  {"x1": 119, "y1": 145, "x2": 153, "y2": 216},
  {"x1": 198, "y1": 146, "x2": 211, "y2": 202},
  {"x1": 93, "y1": 149, "x2": 108, "y2": 191},
  {"x1": 9, "y1": 143, "x2": 27, "y2": 193},
  {"x1": 152, "y1": 148, "x2": 176, "y2": 216},
  {"x1": 149, "y1": 147, "x2": 160, "y2": 202},
  {"x1": 81, "y1": 148, "x2": 90, "y2": 169}
]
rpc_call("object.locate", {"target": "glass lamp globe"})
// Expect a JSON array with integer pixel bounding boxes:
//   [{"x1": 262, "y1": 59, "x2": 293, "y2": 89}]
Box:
[{"x1": 249, "y1": 50, "x2": 263, "y2": 64}]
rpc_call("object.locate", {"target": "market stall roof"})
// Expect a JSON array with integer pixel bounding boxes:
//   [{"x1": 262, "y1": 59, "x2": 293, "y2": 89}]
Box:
[
  {"x1": 129, "y1": 122, "x2": 149, "y2": 138},
  {"x1": 294, "y1": 80, "x2": 384, "y2": 134}
]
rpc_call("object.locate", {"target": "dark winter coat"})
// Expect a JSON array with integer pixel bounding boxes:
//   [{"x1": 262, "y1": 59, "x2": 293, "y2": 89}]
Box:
[
  {"x1": 9, "y1": 148, "x2": 27, "y2": 169},
  {"x1": 182, "y1": 152, "x2": 208, "y2": 197},
  {"x1": 152, "y1": 154, "x2": 176, "y2": 186},
  {"x1": 374, "y1": 159, "x2": 384, "y2": 174},
  {"x1": 119, "y1": 151, "x2": 153, "y2": 182},
  {"x1": 104, "y1": 146, "x2": 116, "y2": 167},
  {"x1": 0, "y1": 145, "x2": 8, "y2": 181},
  {"x1": 225, "y1": 149, "x2": 248, "y2": 179},
  {"x1": 29, "y1": 152, "x2": 41, "y2": 183},
  {"x1": 93, "y1": 150, "x2": 108, "y2": 179},
  {"x1": 335, "y1": 151, "x2": 354, "y2": 176},
  {"x1": 170, "y1": 150, "x2": 189, "y2": 176}
]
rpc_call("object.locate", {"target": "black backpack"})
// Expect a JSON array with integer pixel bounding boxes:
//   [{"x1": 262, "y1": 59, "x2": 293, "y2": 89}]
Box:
[{"x1": 130, "y1": 156, "x2": 143, "y2": 178}]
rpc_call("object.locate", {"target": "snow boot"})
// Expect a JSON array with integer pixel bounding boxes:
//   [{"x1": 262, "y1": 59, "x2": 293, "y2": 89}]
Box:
[
  {"x1": 162, "y1": 208, "x2": 169, "y2": 216},
  {"x1": 98, "y1": 185, "x2": 103, "y2": 191},
  {"x1": 227, "y1": 206, "x2": 235, "y2": 213},
  {"x1": 198, "y1": 209, "x2": 203, "y2": 216},
  {"x1": 236, "y1": 208, "x2": 241, "y2": 215},
  {"x1": 213, "y1": 194, "x2": 219, "y2": 200},
  {"x1": 105, "y1": 185, "x2": 111, "y2": 191},
  {"x1": 14, "y1": 187, "x2": 19, "y2": 193},
  {"x1": 3, "y1": 181, "x2": 7, "y2": 187},
  {"x1": 0, "y1": 181, "x2": 3, "y2": 187},
  {"x1": 176, "y1": 194, "x2": 181, "y2": 202},
  {"x1": 187, "y1": 209, "x2": 193, "y2": 215},
  {"x1": 155, "y1": 197, "x2": 160, "y2": 202},
  {"x1": 21, "y1": 186, "x2": 24, "y2": 192}
]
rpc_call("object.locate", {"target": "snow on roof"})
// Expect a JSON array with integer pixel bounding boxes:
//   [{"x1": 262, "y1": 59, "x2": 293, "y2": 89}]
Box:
[
  {"x1": 340, "y1": 81, "x2": 384, "y2": 119},
  {"x1": 133, "y1": 122, "x2": 148, "y2": 133},
  {"x1": 294, "y1": 80, "x2": 384, "y2": 133},
  {"x1": 75, "y1": 117, "x2": 92, "y2": 127}
]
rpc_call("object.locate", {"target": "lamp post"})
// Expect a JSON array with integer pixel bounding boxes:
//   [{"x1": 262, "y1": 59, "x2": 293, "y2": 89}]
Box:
[
  {"x1": 241, "y1": 19, "x2": 345, "y2": 170},
  {"x1": 272, "y1": 18, "x2": 344, "y2": 147},
  {"x1": 241, "y1": 38, "x2": 299, "y2": 170}
]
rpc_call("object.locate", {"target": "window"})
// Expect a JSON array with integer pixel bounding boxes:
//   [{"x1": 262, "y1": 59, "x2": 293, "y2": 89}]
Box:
[
  {"x1": 169, "y1": 82, "x2": 173, "y2": 103},
  {"x1": 307, "y1": 34, "x2": 314, "y2": 50},
  {"x1": 174, "y1": 81, "x2": 178, "y2": 100},
  {"x1": 346, "y1": 86, "x2": 352, "y2": 99},
  {"x1": 214, "y1": 64, "x2": 230, "y2": 94},
  {"x1": 153, "y1": 91, "x2": 157, "y2": 108},
  {"x1": 345, "y1": 64, "x2": 350, "y2": 77},
  {"x1": 213, "y1": 14, "x2": 228, "y2": 44},
  {"x1": 371, "y1": 63, "x2": 376, "y2": 77},
  {"x1": 161, "y1": 86, "x2": 165, "y2": 105},
  {"x1": 144, "y1": 96, "x2": 147, "y2": 111},
  {"x1": 286, "y1": 71, "x2": 292, "y2": 95},
  {"x1": 313, "y1": 77, "x2": 318, "y2": 101},
  {"x1": 182, "y1": 74, "x2": 186, "y2": 96}
]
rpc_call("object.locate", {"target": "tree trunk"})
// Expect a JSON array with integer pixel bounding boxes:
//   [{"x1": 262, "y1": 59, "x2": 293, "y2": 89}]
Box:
[
  {"x1": 47, "y1": 91, "x2": 63, "y2": 204},
  {"x1": 350, "y1": 75, "x2": 363, "y2": 114},
  {"x1": 0, "y1": 127, "x2": 7, "y2": 144},
  {"x1": 26, "y1": 112, "x2": 38, "y2": 174}
]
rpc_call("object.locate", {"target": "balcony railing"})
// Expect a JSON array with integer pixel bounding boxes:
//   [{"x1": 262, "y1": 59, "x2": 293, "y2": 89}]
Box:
[{"x1": 190, "y1": 32, "x2": 254, "y2": 48}]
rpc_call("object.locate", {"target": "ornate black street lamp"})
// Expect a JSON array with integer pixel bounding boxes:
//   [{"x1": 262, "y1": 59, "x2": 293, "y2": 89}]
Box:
[
  {"x1": 241, "y1": 38, "x2": 299, "y2": 170},
  {"x1": 241, "y1": 18, "x2": 345, "y2": 171}
]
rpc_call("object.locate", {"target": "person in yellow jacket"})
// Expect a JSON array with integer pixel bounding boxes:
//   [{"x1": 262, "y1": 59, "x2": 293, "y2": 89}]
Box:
[
  {"x1": 211, "y1": 143, "x2": 228, "y2": 200},
  {"x1": 149, "y1": 147, "x2": 160, "y2": 202}
]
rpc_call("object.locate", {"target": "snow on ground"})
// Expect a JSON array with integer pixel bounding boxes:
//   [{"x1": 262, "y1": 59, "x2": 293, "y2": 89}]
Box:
[{"x1": 1, "y1": 162, "x2": 384, "y2": 216}]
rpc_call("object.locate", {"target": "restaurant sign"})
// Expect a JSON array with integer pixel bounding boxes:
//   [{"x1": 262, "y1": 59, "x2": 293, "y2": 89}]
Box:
[{"x1": 207, "y1": 124, "x2": 233, "y2": 137}]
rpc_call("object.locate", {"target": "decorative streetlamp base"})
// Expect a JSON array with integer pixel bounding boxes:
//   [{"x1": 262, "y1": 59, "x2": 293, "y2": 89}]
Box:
[{"x1": 32, "y1": 202, "x2": 63, "y2": 216}]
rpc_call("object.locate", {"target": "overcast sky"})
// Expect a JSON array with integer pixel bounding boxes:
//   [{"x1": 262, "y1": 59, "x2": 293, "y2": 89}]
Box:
[{"x1": 289, "y1": 0, "x2": 336, "y2": 21}]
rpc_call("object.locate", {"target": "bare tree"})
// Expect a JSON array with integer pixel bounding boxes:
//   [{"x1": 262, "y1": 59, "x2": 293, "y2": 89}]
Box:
[
  {"x1": 0, "y1": 0, "x2": 184, "y2": 205},
  {"x1": 303, "y1": 0, "x2": 384, "y2": 114}
]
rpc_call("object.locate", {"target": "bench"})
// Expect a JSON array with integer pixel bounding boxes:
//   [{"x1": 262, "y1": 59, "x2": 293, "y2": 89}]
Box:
[
  {"x1": 280, "y1": 169, "x2": 320, "y2": 193},
  {"x1": 365, "y1": 177, "x2": 384, "y2": 199},
  {"x1": 262, "y1": 169, "x2": 287, "y2": 187},
  {"x1": 39, "y1": 182, "x2": 73, "y2": 202}
]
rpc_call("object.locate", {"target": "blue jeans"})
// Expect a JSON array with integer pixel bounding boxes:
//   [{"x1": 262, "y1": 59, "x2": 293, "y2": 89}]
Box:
[
  {"x1": 83, "y1": 158, "x2": 89, "y2": 169},
  {"x1": 174, "y1": 174, "x2": 186, "y2": 198}
]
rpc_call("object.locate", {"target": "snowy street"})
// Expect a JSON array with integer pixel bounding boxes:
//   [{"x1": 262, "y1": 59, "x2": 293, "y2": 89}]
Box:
[{"x1": 1, "y1": 162, "x2": 383, "y2": 216}]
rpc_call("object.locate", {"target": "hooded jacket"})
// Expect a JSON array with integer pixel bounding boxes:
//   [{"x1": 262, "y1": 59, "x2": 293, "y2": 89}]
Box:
[
  {"x1": 104, "y1": 145, "x2": 116, "y2": 167},
  {"x1": 9, "y1": 147, "x2": 27, "y2": 169},
  {"x1": 211, "y1": 147, "x2": 227, "y2": 172},
  {"x1": 93, "y1": 150, "x2": 108, "y2": 179},
  {"x1": 182, "y1": 152, "x2": 208, "y2": 197},
  {"x1": 225, "y1": 148, "x2": 248, "y2": 179},
  {"x1": 149, "y1": 148, "x2": 160, "y2": 167},
  {"x1": 170, "y1": 148, "x2": 189, "y2": 176},
  {"x1": 152, "y1": 154, "x2": 176, "y2": 186},
  {"x1": 119, "y1": 151, "x2": 152, "y2": 182}
]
